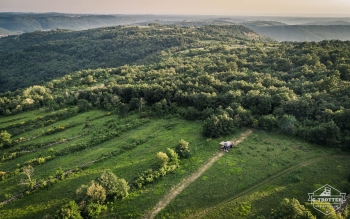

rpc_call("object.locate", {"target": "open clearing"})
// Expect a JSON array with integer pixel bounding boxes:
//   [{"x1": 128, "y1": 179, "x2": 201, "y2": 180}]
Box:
[
  {"x1": 145, "y1": 129, "x2": 252, "y2": 219},
  {"x1": 1, "y1": 109, "x2": 349, "y2": 219}
]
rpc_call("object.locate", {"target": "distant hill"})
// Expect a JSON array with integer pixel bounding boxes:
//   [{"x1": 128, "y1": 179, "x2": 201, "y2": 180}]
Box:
[
  {"x1": 240, "y1": 20, "x2": 287, "y2": 26},
  {"x1": 302, "y1": 20, "x2": 350, "y2": 25},
  {"x1": 244, "y1": 25, "x2": 350, "y2": 41},
  {"x1": 0, "y1": 13, "x2": 159, "y2": 34},
  {"x1": 136, "y1": 19, "x2": 236, "y2": 27}
]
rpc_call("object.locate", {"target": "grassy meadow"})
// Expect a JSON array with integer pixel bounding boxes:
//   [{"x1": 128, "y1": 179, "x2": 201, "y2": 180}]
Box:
[{"x1": 0, "y1": 109, "x2": 349, "y2": 219}]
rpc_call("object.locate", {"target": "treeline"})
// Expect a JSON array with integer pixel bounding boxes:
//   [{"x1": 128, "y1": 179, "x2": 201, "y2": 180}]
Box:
[
  {"x1": 0, "y1": 26, "x2": 350, "y2": 149},
  {"x1": 0, "y1": 25, "x2": 259, "y2": 92}
]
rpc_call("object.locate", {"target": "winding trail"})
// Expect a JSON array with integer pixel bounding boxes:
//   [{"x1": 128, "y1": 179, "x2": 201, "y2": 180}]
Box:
[{"x1": 143, "y1": 129, "x2": 253, "y2": 219}]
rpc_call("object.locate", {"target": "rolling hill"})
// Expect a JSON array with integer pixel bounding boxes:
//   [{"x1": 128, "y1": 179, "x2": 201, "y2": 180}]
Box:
[{"x1": 0, "y1": 25, "x2": 262, "y2": 93}]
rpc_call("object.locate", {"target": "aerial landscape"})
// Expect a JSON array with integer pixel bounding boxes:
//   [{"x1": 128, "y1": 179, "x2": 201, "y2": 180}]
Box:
[{"x1": 1, "y1": 0, "x2": 350, "y2": 218}]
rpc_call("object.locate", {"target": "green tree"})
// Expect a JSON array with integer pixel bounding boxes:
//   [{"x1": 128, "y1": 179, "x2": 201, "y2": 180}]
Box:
[
  {"x1": 77, "y1": 99, "x2": 92, "y2": 112},
  {"x1": 19, "y1": 165, "x2": 35, "y2": 189},
  {"x1": 84, "y1": 203, "x2": 107, "y2": 219},
  {"x1": 203, "y1": 113, "x2": 236, "y2": 138},
  {"x1": 57, "y1": 200, "x2": 83, "y2": 219},
  {"x1": 97, "y1": 171, "x2": 130, "y2": 200},
  {"x1": 279, "y1": 114, "x2": 298, "y2": 135},
  {"x1": 155, "y1": 152, "x2": 169, "y2": 167},
  {"x1": 175, "y1": 139, "x2": 191, "y2": 158},
  {"x1": 270, "y1": 198, "x2": 316, "y2": 219},
  {"x1": 86, "y1": 181, "x2": 106, "y2": 204},
  {"x1": 0, "y1": 130, "x2": 12, "y2": 148}
]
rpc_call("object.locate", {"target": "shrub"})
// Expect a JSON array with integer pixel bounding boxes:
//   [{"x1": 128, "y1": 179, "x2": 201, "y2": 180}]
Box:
[
  {"x1": 0, "y1": 130, "x2": 12, "y2": 148},
  {"x1": 203, "y1": 113, "x2": 236, "y2": 138},
  {"x1": 57, "y1": 200, "x2": 82, "y2": 219},
  {"x1": 84, "y1": 203, "x2": 107, "y2": 219},
  {"x1": 155, "y1": 152, "x2": 169, "y2": 167},
  {"x1": 299, "y1": 121, "x2": 341, "y2": 146},
  {"x1": 175, "y1": 139, "x2": 191, "y2": 158},
  {"x1": 97, "y1": 171, "x2": 130, "y2": 200},
  {"x1": 166, "y1": 148, "x2": 179, "y2": 166},
  {"x1": 86, "y1": 181, "x2": 106, "y2": 204},
  {"x1": 279, "y1": 114, "x2": 298, "y2": 135},
  {"x1": 259, "y1": 114, "x2": 278, "y2": 131}
]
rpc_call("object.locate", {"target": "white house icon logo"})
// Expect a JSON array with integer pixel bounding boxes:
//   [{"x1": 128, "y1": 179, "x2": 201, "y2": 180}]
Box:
[
  {"x1": 319, "y1": 186, "x2": 331, "y2": 196},
  {"x1": 308, "y1": 184, "x2": 346, "y2": 215}
]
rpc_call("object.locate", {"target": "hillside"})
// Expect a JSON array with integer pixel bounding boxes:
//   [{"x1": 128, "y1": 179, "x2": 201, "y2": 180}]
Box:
[
  {"x1": 0, "y1": 25, "x2": 350, "y2": 218},
  {"x1": 245, "y1": 25, "x2": 350, "y2": 41},
  {"x1": 0, "y1": 25, "x2": 261, "y2": 93},
  {"x1": 0, "y1": 13, "x2": 158, "y2": 34}
]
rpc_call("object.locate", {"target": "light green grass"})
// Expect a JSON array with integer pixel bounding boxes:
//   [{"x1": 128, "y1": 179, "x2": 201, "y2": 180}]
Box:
[
  {"x1": 1, "y1": 110, "x2": 349, "y2": 219},
  {"x1": 0, "y1": 108, "x2": 76, "y2": 129},
  {"x1": 1, "y1": 114, "x2": 237, "y2": 219},
  {"x1": 155, "y1": 130, "x2": 350, "y2": 219}
]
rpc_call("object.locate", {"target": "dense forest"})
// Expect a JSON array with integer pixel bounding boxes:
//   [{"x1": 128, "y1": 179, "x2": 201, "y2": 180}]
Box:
[
  {"x1": 246, "y1": 24, "x2": 350, "y2": 42},
  {"x1": 1, "y1": 25, "x2": 350, "y2": 150},
  {"x1": 0, "y1": 25, "x2": 262, "y2": 92}
]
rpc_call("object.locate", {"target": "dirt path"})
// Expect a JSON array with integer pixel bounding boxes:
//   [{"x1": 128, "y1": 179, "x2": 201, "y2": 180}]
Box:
[
  {"x1": 143, "y1": 129, "x2": 253, "y2": 219},
  {"x1": 188, "y1": 154, "x2": 350, "y2": 218}
]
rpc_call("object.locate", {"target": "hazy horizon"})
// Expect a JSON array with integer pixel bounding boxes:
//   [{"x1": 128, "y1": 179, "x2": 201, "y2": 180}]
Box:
[{"x1": 1, "y1": 0, "x2": 350, "y2": 17}]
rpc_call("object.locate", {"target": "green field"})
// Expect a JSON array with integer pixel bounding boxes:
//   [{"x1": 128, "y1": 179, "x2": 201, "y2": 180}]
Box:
[{"x1": 1, "y1": 108, "x2": 349, "y2": 219}]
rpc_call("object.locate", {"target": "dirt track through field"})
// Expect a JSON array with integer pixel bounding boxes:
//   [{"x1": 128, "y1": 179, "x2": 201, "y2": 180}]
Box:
[
  {"x1": 143, "y1": 129, "x2": 252, "y2": 219},
  {"x1": 187, "y1": 154, "x2": 350, "y2": 218}
]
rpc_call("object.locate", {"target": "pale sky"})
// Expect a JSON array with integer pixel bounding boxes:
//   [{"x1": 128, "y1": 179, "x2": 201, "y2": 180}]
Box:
[{"x1": 1, "y1": 0, "x2": 350, "y2": 16}]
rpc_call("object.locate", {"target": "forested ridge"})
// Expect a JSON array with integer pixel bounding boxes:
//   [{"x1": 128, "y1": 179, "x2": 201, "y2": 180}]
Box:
[
  {"x1": 1, "y1": 25, "x2": 350, "y2": 149},
  {"x1": 0, "y1": 25, "x2": 259, "y2": 92}
]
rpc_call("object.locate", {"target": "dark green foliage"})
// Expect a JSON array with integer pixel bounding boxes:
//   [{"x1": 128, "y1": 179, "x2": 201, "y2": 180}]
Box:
[
  {"x1": 299, "y1": 121, "x2": 341, "y2": 146},
  {"x1": 0, "y1": 25, "x2": 256, "y2": 93},
  {"x1": 83, "y1": 203, "x2": 107, "y2": 219},
  {"x1": 279, "y1": 114, "x2": 298, "y2": 135},
  {"x1": 258, "y1": 114, "x2": 278, "y2": 131},
  {"x1": 1, "y1": 25, "x2": 350, "y2": 149},
  {"x1": 56, "y1": 200, "x2": 82, "y2": 219},
  {"x1": 175, "y1": 139, "x2": 191, "y2": 158},
  {"x1": 97, "y1": 171, "x2": 130, "y2": 200},
  {"x1": 77, "y1": 100, "x2": 92, "y2": 113},
  {"x1": 270, "y1": 198, "x2": 316, "y2": 219},
  {"x1": 0, "y1": 130, "x2": 11, "y2": 148},
  {"x1": 203, "y1": 113, "x2": 236, "y2": 138}
]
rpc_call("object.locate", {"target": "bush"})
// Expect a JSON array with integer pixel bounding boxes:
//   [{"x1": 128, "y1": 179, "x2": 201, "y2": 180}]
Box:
[
  {"x1": 203, "y1": 113, "x2": 236, "y2": 138},
  {"x1": 57, "y1": 200, "x2": 82, "y2": 219},
  {"x1": 175, "y1": 139, "x2": 191, "y2": 158},
  {"x1": 166, "y1": 148, "x2": 180, "y2": 166},
  {"x1": 155, "y1": 152, "x2": 169, "y2": 167},
  {"x1": 279, "y1": 114, "x2": 297, "y2": 135},
  {"x1": 84, "y1": 203, "x2": 107, "y2": 219},
  {"x1": 299, "y1": 121, "x2": 341, "y2": 146},
  {"x1": 77, "y1": 99, "x2": 92, "y2": 112},
  {"x1": 0, "y1": 130, "x2": 12, "y2": 148},
  {"x1": 86, "y1": 181, "x2": 106, "y2": 204},
  {"x1": 97, "y1": 171, "x2": 130, "y2": 200},
  {"x1": 259, "y1": 114, "x2": 278, "y2": 131}
]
